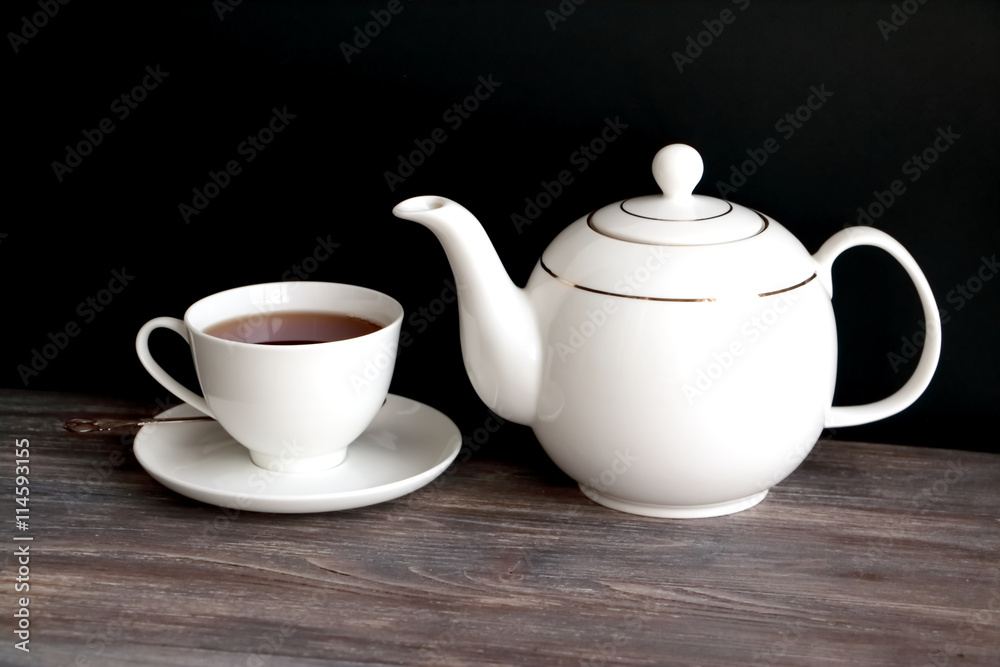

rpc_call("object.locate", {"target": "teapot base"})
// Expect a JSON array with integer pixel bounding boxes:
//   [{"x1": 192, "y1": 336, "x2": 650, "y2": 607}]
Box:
[{"x1": 578, "y1": 485, "x2": 769, "y2": 519}]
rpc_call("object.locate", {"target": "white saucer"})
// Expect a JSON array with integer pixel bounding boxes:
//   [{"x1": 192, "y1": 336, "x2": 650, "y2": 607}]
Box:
[{"x1": 133, "y1": 394, "x2": 461, "y2": 513}]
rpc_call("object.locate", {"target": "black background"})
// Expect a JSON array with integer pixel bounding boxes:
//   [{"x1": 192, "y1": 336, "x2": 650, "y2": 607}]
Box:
[{"x1": 6, "y1": 1, "x2": 999, "y2": 455}]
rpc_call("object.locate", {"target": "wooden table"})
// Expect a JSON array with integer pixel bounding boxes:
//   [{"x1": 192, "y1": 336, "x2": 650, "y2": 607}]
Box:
[{"x1": 1, "y1": 388, "x2": 998, "y2": 666}]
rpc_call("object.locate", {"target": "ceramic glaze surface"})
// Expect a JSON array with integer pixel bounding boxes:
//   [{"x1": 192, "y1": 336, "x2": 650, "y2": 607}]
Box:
[
  {"x1": 134, "y1": 396, "x2": 462, "y2": 513},
  {"x1": 393, "y1": 143, "x2": 942, "y2": 518},
  {"x1": 540, "y1": 214, "x2": 818, "y2": 299},
  {"x1": 527, "y1": 269, "x2": 835, "y2": 515}
]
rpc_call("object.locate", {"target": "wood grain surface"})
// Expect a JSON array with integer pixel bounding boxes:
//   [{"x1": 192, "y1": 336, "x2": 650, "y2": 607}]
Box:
[{"x1": 1, "y1": 388, "x2": 998, "y2": 667}]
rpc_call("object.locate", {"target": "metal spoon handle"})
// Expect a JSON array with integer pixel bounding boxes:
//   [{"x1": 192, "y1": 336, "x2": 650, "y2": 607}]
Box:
[{"x1": 64, "y1": 415, "x2": 215, "y2": 433}]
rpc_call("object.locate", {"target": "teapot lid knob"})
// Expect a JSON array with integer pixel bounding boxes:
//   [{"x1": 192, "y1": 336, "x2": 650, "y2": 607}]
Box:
[
  {"x1": 652, "y1": 144, "x2": 703, "y2": 200},
  {"x1": 589, "y1": 142, "x2": 766, "y2": 245}
]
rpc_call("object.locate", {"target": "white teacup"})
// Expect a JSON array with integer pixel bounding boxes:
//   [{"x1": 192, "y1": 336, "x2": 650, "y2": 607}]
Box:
[{"x1": 136, "y1": 282, "x2": 403, "y2": 473}]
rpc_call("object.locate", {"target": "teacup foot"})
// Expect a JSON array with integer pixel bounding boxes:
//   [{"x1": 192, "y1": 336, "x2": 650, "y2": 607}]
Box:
[
  {"x1": 578, "y1": 486, "x2": 768, "y2": 518},
  {"x1": 249, "y1": 448, "x2": 347, "y2": 474}
]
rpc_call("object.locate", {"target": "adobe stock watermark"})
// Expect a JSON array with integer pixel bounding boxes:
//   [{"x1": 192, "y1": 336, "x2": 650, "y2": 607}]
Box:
[
  {"x1": 581, "y1": 449, "x2": 639, "y2": 495},
  {"x1": 384, "y1": 74, "x2": 502, "y2": 192},
  {"x1": 243, "y1": 589, "x2": 329, "y2": 666},
  {"x1": 70, "y1": 609, "x2": 138, "y2": 667},
  {"x1": 213, "y1": 277, "x2": 334, "y2": 348},
  {"x1": 750, "y1": 621, "x2": 806, "y2": 667},
  {"x1": 7, "y1": 0, "x2": 70, "y2": 54},
  {"x1": 200, "y1": 438, "x2": 308, "y2": 540},
  {"x1": 878, "y1": 0, "x2": 929, "y2": 42},
  {"x1": 551, "y1": 299, "x2": 618, "y2": 362},
  {"x1": 178, "y1": 106, "x2": 296, "y2": 224},
  {"x1": 403, "y1": 279, "x2": 457, "y2": 340},
  {"x1": 851, "y1": 456, "x2": 965, "y2": 574},
  {"x1": 544, "y1": 0, "x2": 586, "y2": 31},
  {"x1": 213, "y1": 0, "x2": 243, "y2": 22},
  {"x1": 888, "y1": 252, "x2": 994, "y2": 373},
  {"x1": 549, "y1": 246, "x2": 670, "y2": 361},
  {"x1": 349, "y1": 341, "x2": 398, "y2": 394},
  {"x1": 384, "y1": 279, "x2": 459, "y2": 366},
  {"x1": 925, "y1": 584, "x2": 1000, "y2": 667},
  {"x1": 671, "y1": 0, "x2": 751, "y2": 73},
  {"x1": 280, "y1": 235, "x2": 341, "y2": 282},
  {"x1": 942, "y1": 254, "x2": 997, "y2": 313},
  {"x1": 201, "y1": 238, "x2": 340, "y2": 350},
  {"x1": 16, "y1": 268, "x2": 136, "y2": 385},
  {"x1": 501, "y1": 516, "x2": 588, "y2": 583},
  {"x1": 340, "y1": 0, "x2": 414, "y2": 63},
  {"x1": 219, "y1": 240, "x2": 340, "y2": 344},
  {"x1": 578, "y1": 597, "x2": 659, "y2": 667},
  {"x1": 714, "y1": 429, "x2": 821, "y2": 518},
  {"x1": 578, "y1": 616, "x2": 642, "y2": 666},
  {"x1": 682, "y1": 291, "x2": 800, "y2": 404},
  {"x1": 838, "y1": 125, "x2": 962, "y2": 373},
  {"x1": 51, "y1": 65, "x2": 170, "y2": 183},
  {"x1": 510, "y1": 116, "x2": 629, "y2": 234},
  {"x1": 385, "y1": 409, "x2": 505, "y2": 522},
  {"x1": 417, "y1": 617, "x2": 479, "y2": 662},
  {"x1": 853, "y1": 126, "x2": 960, "y2": 227},
  {"x1": 715, "y1": 84, "x2": 833, "y2": 199}
]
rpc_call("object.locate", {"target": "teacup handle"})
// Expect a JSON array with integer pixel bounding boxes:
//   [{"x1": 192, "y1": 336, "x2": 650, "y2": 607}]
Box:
[
  {"x1": 812, "y1": 226, "x2": 941, "y2": 428},
  {"x1": 135, "y1": 317, "x2": 215, "y2": 418}
]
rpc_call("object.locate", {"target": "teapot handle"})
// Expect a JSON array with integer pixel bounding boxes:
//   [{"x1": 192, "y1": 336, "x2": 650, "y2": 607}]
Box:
[{"x1": 812, "y1": 226, "x2": 941, "y2": 428}]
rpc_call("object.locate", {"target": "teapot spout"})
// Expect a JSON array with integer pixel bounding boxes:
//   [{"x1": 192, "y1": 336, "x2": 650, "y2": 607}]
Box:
[{"x1": 393, "y1": 196, "x2": 541, "y2": 425}]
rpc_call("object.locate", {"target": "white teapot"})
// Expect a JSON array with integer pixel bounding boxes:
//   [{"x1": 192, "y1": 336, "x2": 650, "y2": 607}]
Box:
[{"x1": 393, "y1": 144, "x2": 941, "y2": 518}]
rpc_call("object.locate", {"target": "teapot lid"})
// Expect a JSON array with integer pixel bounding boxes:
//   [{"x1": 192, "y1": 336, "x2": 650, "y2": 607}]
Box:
[
  {"x1": 590, "y1": 144, "x2": 765, "y2": 245},
  {"x1": 540, "y1": 143, "x2": 819, "y2": 300}
]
